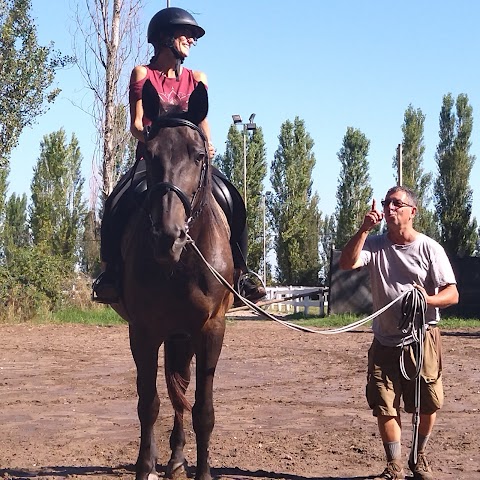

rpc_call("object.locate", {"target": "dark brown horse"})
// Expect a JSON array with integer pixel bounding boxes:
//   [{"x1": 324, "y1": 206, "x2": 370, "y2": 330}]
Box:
[{"x1": 113, "y1": 80, "x2": 234, "y2": 480}]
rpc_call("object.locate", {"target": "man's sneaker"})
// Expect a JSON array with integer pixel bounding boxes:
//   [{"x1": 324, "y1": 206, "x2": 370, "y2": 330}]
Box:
[
  {"x1": 408, "y1": 453, "x2": 433, "y2": 480},
  {"x1": 373, "y1": 461, "x2": 405, "y2": 480}
]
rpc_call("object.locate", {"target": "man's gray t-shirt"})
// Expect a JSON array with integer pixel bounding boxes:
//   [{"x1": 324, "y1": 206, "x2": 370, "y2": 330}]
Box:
[{"x1": 359, "y1": 233, "x2": 456, "y2": 347}]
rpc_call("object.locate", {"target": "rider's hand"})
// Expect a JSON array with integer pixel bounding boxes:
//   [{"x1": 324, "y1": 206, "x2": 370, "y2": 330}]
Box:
[
  {"x1": 208, "y1": 142, "x2": 216, "y2": 159},
  {"x1": 361, "y1": 199, "x2": 384, "y2": 232}
]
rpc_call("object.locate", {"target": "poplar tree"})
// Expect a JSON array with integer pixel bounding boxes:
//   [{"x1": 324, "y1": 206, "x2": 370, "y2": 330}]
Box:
[
  {"x1": 214, "y1": 124, "x2": 242, "y2": 182},
  {"x1": 270, "y1": 117, "x2": 321, "y2": 285},
  {"x1": 2, "y1": 192, "x2": 30, "y2": 264},
  {"x1": 0, "y1": 0, "x2": 71, "y2": 217},
  {"x1": 320, "y1": 213, "x2": 336, "y2": 282},
  {"x1": 394, "y1": 105, "x2": 439, "y2": 239},
  {"x1": 214, "y1": 124, "x2": 267, "y2": 274},
  {"x1": 335, "y1": 127, "x2": 373, "y2": 248},
  {"x1": 434, "y1": 93, "x2": 477, "y2": 257},
  {"x1": 30, "y1": 129, "x2": 87, "y2": 270}
]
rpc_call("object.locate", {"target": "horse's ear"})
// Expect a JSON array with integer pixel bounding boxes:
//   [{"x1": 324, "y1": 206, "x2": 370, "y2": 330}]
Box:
[
  {"x1": 186, "y1": 82, "x2": 208, "y2": 125},
  {"x1": 142, "y1": 79, "x2": 164, "y2": 121}
]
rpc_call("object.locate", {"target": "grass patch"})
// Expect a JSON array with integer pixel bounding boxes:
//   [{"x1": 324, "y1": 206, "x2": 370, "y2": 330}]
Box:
[
  {"x1": 283, "y1": 312, "x2": 480, "y2": 329},
  {"x1": 4, "y1": 305, "x2": 479, "y2": 329},
  {"x1": 51, "y1": 306, "x2": 125, "y2": 326}
]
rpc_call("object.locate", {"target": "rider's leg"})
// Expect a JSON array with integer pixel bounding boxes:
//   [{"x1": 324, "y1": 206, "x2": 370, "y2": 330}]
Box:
[
  {"x1": 92, "y1": 156, "x2": 146, "y2": 304},
  {"x1": 91, "y1": 199, "x2": 121, "y2": 304}
]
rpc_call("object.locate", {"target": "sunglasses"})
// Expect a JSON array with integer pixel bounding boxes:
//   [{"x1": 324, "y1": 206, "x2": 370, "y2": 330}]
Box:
[
  {"x1": 175, "y1": 28, "x2": 197, "y2": 40},
  {"x1": 381, "y1": 198, "x2": 415, "y2": 209}
]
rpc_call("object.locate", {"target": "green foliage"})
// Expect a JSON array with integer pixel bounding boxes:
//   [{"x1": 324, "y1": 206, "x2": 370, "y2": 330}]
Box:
[
  {"x1": 29, "y1": 129, "x2": 87, "y2": 270},
  {"x1": 335, "y1": 127, "x2": 373, "y2": 248},
  {"x1": 2, "y1": 192, "x2": 30, "y2": 263},
  {"x1": 214, "y1": 124, "x2": 242, "y2": 182},
  {"x1": 244, "y1": 128, "x2": 267, "y2": 273},
  {"x1": 0, "y1": 166, "x2": 7, "y2": 224},
  {"x1": 434, "y1": 93, "x2": 477, "y2": 257},
  {"x1": 395, "y1": 105, "x2": 439, "y2": 238},
  {"x1": 0, "y1": 0, "x2": 72, "y2": 171},
  {"x1": 320, "y1": 213, "x2": 336, "y2": 283},
  {"x1": 80, "y1": 209, "x2": 101, "y2": 276},
  {"x1": 270, "y1": 117, "x2": 321, "y2": 285},
  {"x1": 214, "y1": 123, "x2": 268, "y2": 275},
  {"x1": 0, "y1": 246, "x2": 69, "y2": 321}
]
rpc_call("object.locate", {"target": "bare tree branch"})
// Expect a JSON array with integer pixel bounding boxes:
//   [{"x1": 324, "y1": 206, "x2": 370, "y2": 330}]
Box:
[{"x1": 72, "y1": 0, "x2": 147, "y2": 208}]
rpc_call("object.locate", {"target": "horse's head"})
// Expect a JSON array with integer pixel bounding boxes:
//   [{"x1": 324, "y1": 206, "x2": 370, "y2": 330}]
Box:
[{"x1": 141, "y1": 79, "x2": 209, "y2": 265}]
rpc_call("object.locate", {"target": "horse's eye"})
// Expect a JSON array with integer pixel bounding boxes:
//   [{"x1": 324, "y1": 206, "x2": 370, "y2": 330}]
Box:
[{"x1": 196, "y1": 152, "x2": 206, "y2": 164}]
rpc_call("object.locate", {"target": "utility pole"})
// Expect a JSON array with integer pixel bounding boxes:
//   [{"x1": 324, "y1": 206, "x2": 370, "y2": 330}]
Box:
[{"x1": 397, "y1": 144, "x2": 403, "y2": 186}]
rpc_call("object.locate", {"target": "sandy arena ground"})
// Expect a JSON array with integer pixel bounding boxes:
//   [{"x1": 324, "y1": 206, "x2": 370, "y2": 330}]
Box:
[{"x1": 0, "y1": 318, "x2": 478, "y2": 479}]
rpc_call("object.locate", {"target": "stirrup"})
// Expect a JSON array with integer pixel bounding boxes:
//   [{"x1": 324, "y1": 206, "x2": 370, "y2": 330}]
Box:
[{"x1": 234, "y1": 271, "x2": 267, "y2": 306}]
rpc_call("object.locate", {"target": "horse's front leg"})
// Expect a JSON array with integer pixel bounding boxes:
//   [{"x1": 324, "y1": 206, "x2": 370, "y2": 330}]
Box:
[
  {"x1": 129, "y1": 324, "x2": 161, "y2": 480},
  {"x1": 192, "y1": 319, "x2": 226, "y2": 480},
  {"x1": 164, "y1": 335, "x2": 194, "y2": 478}
]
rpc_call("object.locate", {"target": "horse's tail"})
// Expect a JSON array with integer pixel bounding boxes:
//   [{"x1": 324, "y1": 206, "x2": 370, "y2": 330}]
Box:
[
  {"x1": 166, "y1": 371, "x2": 192, "y2": 413},
  {"x1": 164, "y1": 337, "x2": 192, "y2": 413}
]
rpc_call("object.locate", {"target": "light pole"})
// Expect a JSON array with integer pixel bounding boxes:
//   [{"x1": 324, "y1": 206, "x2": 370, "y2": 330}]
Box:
[{"x1": 232, "y1": 114, "x2": 257, "y2": 208}]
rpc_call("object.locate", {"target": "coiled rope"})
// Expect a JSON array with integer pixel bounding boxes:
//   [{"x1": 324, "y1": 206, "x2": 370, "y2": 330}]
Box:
[{"x1": 398, "y1": 287, "x2": 428, "y2": 465}]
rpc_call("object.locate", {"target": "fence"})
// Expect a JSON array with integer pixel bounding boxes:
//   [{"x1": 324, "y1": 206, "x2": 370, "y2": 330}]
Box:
[{"x1": 265, "y1": 286, "x2": 329, "y2": 316}]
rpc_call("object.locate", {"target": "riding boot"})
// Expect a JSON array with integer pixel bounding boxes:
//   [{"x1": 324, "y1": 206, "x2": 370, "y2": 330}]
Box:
[
  {"x1": 232, "y1": 226, "x2": 266, "y2": 306},
  {"x1": 233, "y1": 268, "x2": 266, "y2": 307},
  {"x1": 92, "y1": 264, "x2": 120, "y2": 304}
]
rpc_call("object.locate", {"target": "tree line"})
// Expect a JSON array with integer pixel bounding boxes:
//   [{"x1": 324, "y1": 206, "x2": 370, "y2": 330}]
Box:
[
  {"x1": 1, "y1": 0, "x2": 479, "y2": 319},
  {"x1": 216, "y1": 98, "x2": 479, "y2": 285}
]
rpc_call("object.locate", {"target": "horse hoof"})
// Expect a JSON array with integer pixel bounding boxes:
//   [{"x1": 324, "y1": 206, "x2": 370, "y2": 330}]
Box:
[
  {"x1": 147, "y1": 474, "x2": 159, "y2": 480},
  {"x1": 166, "y1": 459, "x2": 188, "y2": 478}
]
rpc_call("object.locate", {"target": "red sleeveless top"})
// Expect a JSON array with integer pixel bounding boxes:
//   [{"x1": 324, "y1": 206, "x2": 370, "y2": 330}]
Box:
[{"x1": 129, "y1": 66, "x2": 199, "y2": 124}]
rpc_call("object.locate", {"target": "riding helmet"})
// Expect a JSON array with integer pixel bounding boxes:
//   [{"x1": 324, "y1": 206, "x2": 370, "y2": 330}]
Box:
[{"x1": 147, "y1": 7, "x2": 205, "y2": 43}]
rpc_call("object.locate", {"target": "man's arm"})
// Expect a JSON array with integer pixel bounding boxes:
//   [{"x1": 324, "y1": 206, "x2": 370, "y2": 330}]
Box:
[
  {"x1": 413, "y1": 283, "x2": 459, "y2": 308},
  {"x1": 339, "y1": 199, "x2": 384, "y2": 270}
]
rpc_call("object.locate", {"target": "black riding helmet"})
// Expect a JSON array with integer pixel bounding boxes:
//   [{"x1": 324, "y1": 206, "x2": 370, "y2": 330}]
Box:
[
  {"x1": 147, "y1": 7, "x2": 205, "y2": 81},
  {"x1": 147, "y1": 7, "x2": 205, "y2": 45}
]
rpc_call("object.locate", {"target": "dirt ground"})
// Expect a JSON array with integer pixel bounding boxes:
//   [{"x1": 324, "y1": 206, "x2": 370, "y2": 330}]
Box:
[{"x1": 0, "y1": 317, "x2": 478, "y2": 480}]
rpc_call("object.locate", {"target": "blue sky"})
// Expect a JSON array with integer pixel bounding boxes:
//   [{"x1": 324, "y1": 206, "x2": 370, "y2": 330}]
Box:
[{"x1": 9, "y1": 0, "x2": 480, "y2": 222}]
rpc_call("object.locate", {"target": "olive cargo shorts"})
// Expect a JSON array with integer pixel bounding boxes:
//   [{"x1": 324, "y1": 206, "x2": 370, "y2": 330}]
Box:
[{"x1": 366, "y1": 327, "x2": 444, "y2": 416}]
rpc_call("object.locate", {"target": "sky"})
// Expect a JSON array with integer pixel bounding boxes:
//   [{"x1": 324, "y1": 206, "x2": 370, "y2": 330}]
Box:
[{"x1": 8, "y1": 0, "x2": 480, "y2": 223}]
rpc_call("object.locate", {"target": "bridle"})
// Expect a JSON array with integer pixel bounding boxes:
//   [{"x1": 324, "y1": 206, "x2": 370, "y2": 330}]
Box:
[{"x1": 143, "y1": 116, "x2": 209, "y2": 231}]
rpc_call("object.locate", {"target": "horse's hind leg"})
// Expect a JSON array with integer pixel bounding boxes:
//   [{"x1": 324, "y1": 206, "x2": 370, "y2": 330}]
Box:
[
  {"x1": 129, "y1": 324, "x2": 161, "y2": 480},
  {"x1": 164, "y1": 335, "x2": 194, "y2": 478},
  {"x1": 192, "y1": 320, "x2": 226, "y2": 480}
]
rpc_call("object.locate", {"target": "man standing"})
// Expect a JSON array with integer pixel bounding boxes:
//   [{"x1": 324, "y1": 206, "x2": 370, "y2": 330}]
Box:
[{"x1": 340, "y1": 186, "x2": 458, "y2": 480}]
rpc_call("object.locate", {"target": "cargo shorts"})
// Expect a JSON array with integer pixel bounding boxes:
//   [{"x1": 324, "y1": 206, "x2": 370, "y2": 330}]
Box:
[{"x1": 366, "y1": 327, "x2": 444, "y2": 417}]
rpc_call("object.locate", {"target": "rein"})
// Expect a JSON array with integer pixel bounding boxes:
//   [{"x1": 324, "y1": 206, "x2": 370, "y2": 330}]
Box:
[
  {"x1": 186, "y1": 234, "x2": 417, "y2": 334},
  {"x1": 144, "y1": 117, "x2": 209, "y2": 229}
]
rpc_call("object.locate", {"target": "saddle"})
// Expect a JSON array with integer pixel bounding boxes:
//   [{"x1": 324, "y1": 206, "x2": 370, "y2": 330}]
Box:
[{"x1": 102, "y1": 159, "x2": 247, "y2": 268}]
